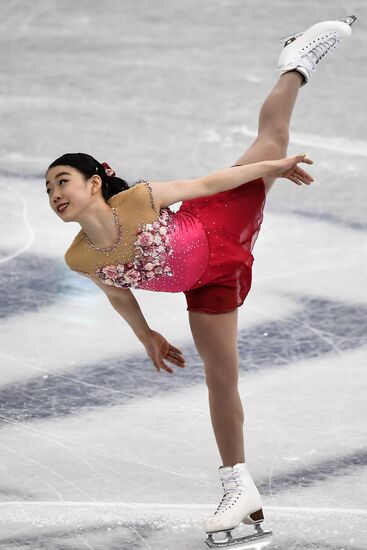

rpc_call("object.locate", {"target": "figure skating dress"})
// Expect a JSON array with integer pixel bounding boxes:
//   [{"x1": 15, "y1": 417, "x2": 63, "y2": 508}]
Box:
[{"x1": 64, "y1": 169, "x2": 266, "y2": 314}]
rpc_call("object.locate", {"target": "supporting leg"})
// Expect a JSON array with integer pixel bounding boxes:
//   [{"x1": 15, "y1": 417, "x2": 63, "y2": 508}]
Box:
[
  {"x1": 208, "y1": 385, "x2": 245, "y2": 466},
  {"x1": 188, "y1": 308, "x2": 245, "y2": 466}
]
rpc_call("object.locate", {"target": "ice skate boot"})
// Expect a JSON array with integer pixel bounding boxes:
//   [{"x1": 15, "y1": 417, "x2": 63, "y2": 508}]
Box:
[
  {"x1": 278, "y1": 15, "x2": 357, "y2": 86},
  {"x1": 205, "y1": 462, "x2": 272, "y2": 548}
]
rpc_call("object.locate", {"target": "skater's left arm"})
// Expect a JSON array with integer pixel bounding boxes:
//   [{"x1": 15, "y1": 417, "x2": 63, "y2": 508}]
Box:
[
  {"x1": 198, "y1": 153, "x2": 314, "y2": 194},
  {"x1": 149, "y1": 154, "x2": 313, "y2": 208}
]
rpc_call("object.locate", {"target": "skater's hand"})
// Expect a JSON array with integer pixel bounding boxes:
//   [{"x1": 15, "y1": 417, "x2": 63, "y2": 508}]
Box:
[
  {"x1": 143, "y1": 329, "x2": 186, "y2": 374},
  {"x1": 267, "y1": 153, "x2": 314, "y2": 185}
]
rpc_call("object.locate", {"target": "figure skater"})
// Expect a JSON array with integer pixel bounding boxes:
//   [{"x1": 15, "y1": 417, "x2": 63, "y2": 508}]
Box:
[{"x1": 44, "y1": 15, "x2": 356, "y2": 548}]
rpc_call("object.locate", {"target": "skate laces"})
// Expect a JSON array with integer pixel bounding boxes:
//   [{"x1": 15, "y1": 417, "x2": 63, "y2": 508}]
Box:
[
  {"x1": 297, "y1": 34, "x2": 341, "y2": 72},
  {"x1": 214, "y1": 470, "x2": 244, "y2": 515}
]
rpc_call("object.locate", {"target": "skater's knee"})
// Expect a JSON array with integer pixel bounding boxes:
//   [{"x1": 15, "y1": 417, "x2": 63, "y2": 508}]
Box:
[
  {"x1": 260, "y1": 128, "x2": 289, "y2": 154},
  {"x1": 204, "y1": 362, "x2": 239, "y2": 390}
]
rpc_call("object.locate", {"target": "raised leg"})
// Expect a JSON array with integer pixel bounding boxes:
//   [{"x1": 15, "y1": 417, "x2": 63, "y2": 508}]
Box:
[
  {"x1": 188, "y1": 308, "x2": 245, "y2": 466},
  {"x1": 232, "y1": 71, "x2": 303, "y2": 193},
  {"x1": 188, "y1": 75, "x2": 304, "y2": 467}
]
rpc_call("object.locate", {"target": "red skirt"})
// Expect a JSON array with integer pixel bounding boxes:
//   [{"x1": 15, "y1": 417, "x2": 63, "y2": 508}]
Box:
[{"x1": 179, "y1": 175, "x2": 266, "y2": 315}]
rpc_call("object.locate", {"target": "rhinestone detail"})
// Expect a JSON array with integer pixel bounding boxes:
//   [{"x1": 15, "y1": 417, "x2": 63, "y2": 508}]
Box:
[
  {"x1": 140, "y1": 179, "x2": 159, "y2": 214},
  {"x1": 95, "y1": 209, "x2": 174, "y2": 288},
  {"x1": 82, "y1": 207, "x2": 122, "y2": 254}
]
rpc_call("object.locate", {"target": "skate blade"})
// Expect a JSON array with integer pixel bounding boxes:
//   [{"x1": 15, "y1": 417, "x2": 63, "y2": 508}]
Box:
[
  {"x1": 205, "y1": 524, "x2": 273, "y2": 548},
  {"x1": 337, "y1": 15, "x2": 357, "y2": 26},
  {"x1": 279, "y1": 14, "x2": 357, "y2": 46},
  {"x1": 279, "y1": 31, "x2": 303, "y2": 47}
]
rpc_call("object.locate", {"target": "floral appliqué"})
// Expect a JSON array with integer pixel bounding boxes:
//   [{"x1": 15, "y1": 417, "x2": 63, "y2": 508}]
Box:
[{"x1": 95, "y1": 209, "x2": 174, "y2": 288}]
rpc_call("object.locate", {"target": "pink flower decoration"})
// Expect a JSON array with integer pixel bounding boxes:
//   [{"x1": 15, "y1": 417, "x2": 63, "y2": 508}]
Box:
[
  {"x1": 103, "y1": 265, "x2": 118, "y2": 278},
  {"x1": 124, "y1": 270, "x2": 140, "y2": 283},
  {"x1": 95, "y1": 208, "x2": 174, "y2": 289},
  {"x1": 136, "y1": 232, "x2": 154, "y2": 247}
]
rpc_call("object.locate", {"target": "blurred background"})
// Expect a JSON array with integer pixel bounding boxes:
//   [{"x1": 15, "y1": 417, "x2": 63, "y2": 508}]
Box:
[{"x1": 0, "y1": 1, "x2": 366, "y2": 548}]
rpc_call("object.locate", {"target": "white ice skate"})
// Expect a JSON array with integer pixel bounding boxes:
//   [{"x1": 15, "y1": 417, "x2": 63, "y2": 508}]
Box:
[
  {"x1": 278, "y1": 15, "x2": 357, "y2": 86},
  {"x1": 205, "y1": 462, "x2": 272, "y2": 548}
]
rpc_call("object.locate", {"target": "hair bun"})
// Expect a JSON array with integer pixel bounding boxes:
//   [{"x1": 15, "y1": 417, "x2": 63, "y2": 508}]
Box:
[{"x1": 101, "y1": 162, "x2": 116, "y2": 177}]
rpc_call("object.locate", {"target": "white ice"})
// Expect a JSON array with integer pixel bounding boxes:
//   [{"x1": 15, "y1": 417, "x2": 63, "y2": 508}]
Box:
[{"x1": 0, "y1": 1, "x2": 366, "y2": 549}]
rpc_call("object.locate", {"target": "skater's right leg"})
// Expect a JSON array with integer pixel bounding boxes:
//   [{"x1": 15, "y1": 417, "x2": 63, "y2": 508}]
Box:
[
  {"x1": 232, "y1": 15, "x2": 357, "y2": 195},
  {"x1": 231, "y1": 71, "x2": 302, "y2": 193},
  {"x1": 257, "y1": 71, "x2": 303, "y2": 141}
]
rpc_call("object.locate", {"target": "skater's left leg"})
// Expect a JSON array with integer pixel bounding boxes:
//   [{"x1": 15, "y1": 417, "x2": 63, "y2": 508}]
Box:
[
  {"x1": 232, "y1": 71, "x2": 303, "y2": 192},
  {"x1": 188, "y1": 308, "x2": 245, "y2": 467}
]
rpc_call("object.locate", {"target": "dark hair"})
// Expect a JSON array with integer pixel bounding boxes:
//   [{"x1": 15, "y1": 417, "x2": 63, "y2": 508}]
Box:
[{"x1": 46, "y1": 152, "x2": 130, "y2": 201}]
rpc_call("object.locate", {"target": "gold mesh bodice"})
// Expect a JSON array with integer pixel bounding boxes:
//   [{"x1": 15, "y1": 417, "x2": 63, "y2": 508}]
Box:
[{"x1": 64, "y1": 181, "x2": 160, "y2": 278}]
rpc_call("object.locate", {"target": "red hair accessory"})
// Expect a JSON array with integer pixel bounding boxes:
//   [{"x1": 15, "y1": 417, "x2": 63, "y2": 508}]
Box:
[{"x1": 101, "y1": 162, "x2": 116, "y2": 177}]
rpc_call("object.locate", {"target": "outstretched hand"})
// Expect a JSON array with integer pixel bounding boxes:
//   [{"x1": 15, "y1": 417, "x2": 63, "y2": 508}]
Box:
[
  {"x1": 268, "y1": 153, "x2": 314, "y2": 185},
  {"x1": 143, "y1": 329, "x2": 186, "y2": 374}
]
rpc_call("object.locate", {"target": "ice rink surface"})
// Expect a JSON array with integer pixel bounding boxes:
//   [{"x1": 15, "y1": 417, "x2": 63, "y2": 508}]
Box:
[{"x1": 0, "y1": 0, "x2": 366, "y2": 548}]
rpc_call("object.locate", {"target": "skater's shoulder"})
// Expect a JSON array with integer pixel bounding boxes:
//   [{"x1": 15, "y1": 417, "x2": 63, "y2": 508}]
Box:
[
  {"x1": 107, "y1": 181, "x2": 152, "y2": 208},
  {"x1": 109, "y1": 180, "x2": 160, "y2": 215},
  {"x1": 107, "y1": 182, "x2": 139, "y2": 207},
  {"x1": 64, "y1": 231, "x2": 86, "y2": 269}
]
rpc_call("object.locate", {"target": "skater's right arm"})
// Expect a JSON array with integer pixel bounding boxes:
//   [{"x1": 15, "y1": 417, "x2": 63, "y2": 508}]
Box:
[
  {"x1": 89, "y1": 274, "x2": 186, "y2": 374},
  {"x1": 89, "y1": 275, "x2": 153, "y2": 344}
]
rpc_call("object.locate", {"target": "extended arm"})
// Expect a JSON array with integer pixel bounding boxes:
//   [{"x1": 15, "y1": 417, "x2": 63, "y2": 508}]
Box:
[
  {"x1": 88, "y1": 275, "x2": 152, "y2": 343},
  {"x1": 149, "y1": 154, "x2": 313, "y2": 209},
  {"x1": 108, "y1": 291, "x2": 153, "y2": 343},
  {"x1": 88, "y1": 275, "x2": 186, "y2": 373},
  {"x1": 199, "y1": 161, "x2": 273, "y2": 195},
  {"x1": 199, "y1": 153, "x2": 313, "y2": 195}
]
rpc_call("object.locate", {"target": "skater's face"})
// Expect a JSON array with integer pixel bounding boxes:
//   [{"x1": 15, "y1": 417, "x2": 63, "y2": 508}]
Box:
[{"x1": 45, "y1": 165, "x2": 103, "y2": 221}]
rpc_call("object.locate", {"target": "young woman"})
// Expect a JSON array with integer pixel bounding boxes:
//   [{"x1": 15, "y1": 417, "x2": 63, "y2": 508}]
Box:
[{"x1": 45, "y1": 15, "x2": 356, "y2": 547}]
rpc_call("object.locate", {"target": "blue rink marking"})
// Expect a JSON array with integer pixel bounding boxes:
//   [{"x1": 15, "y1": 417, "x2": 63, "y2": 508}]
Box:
[
  {"x1": 269, "y1": 206, "x2": 367, "y2": 231},
  {"x1": 0, "y1": 505, "x2": 366, "y2": 550},
  {"x1": 0, "y1": 295, "x2": 366, "y2": 424},
  {"x1": 0, "y1": 529, "x2": 365, "y2": 550},
  {"x1": 0, "y1": 252, "x2": 69, "y2": 319},
  {"x1": 0, "y1": 448, "x2": 366, "y2": 502}
]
